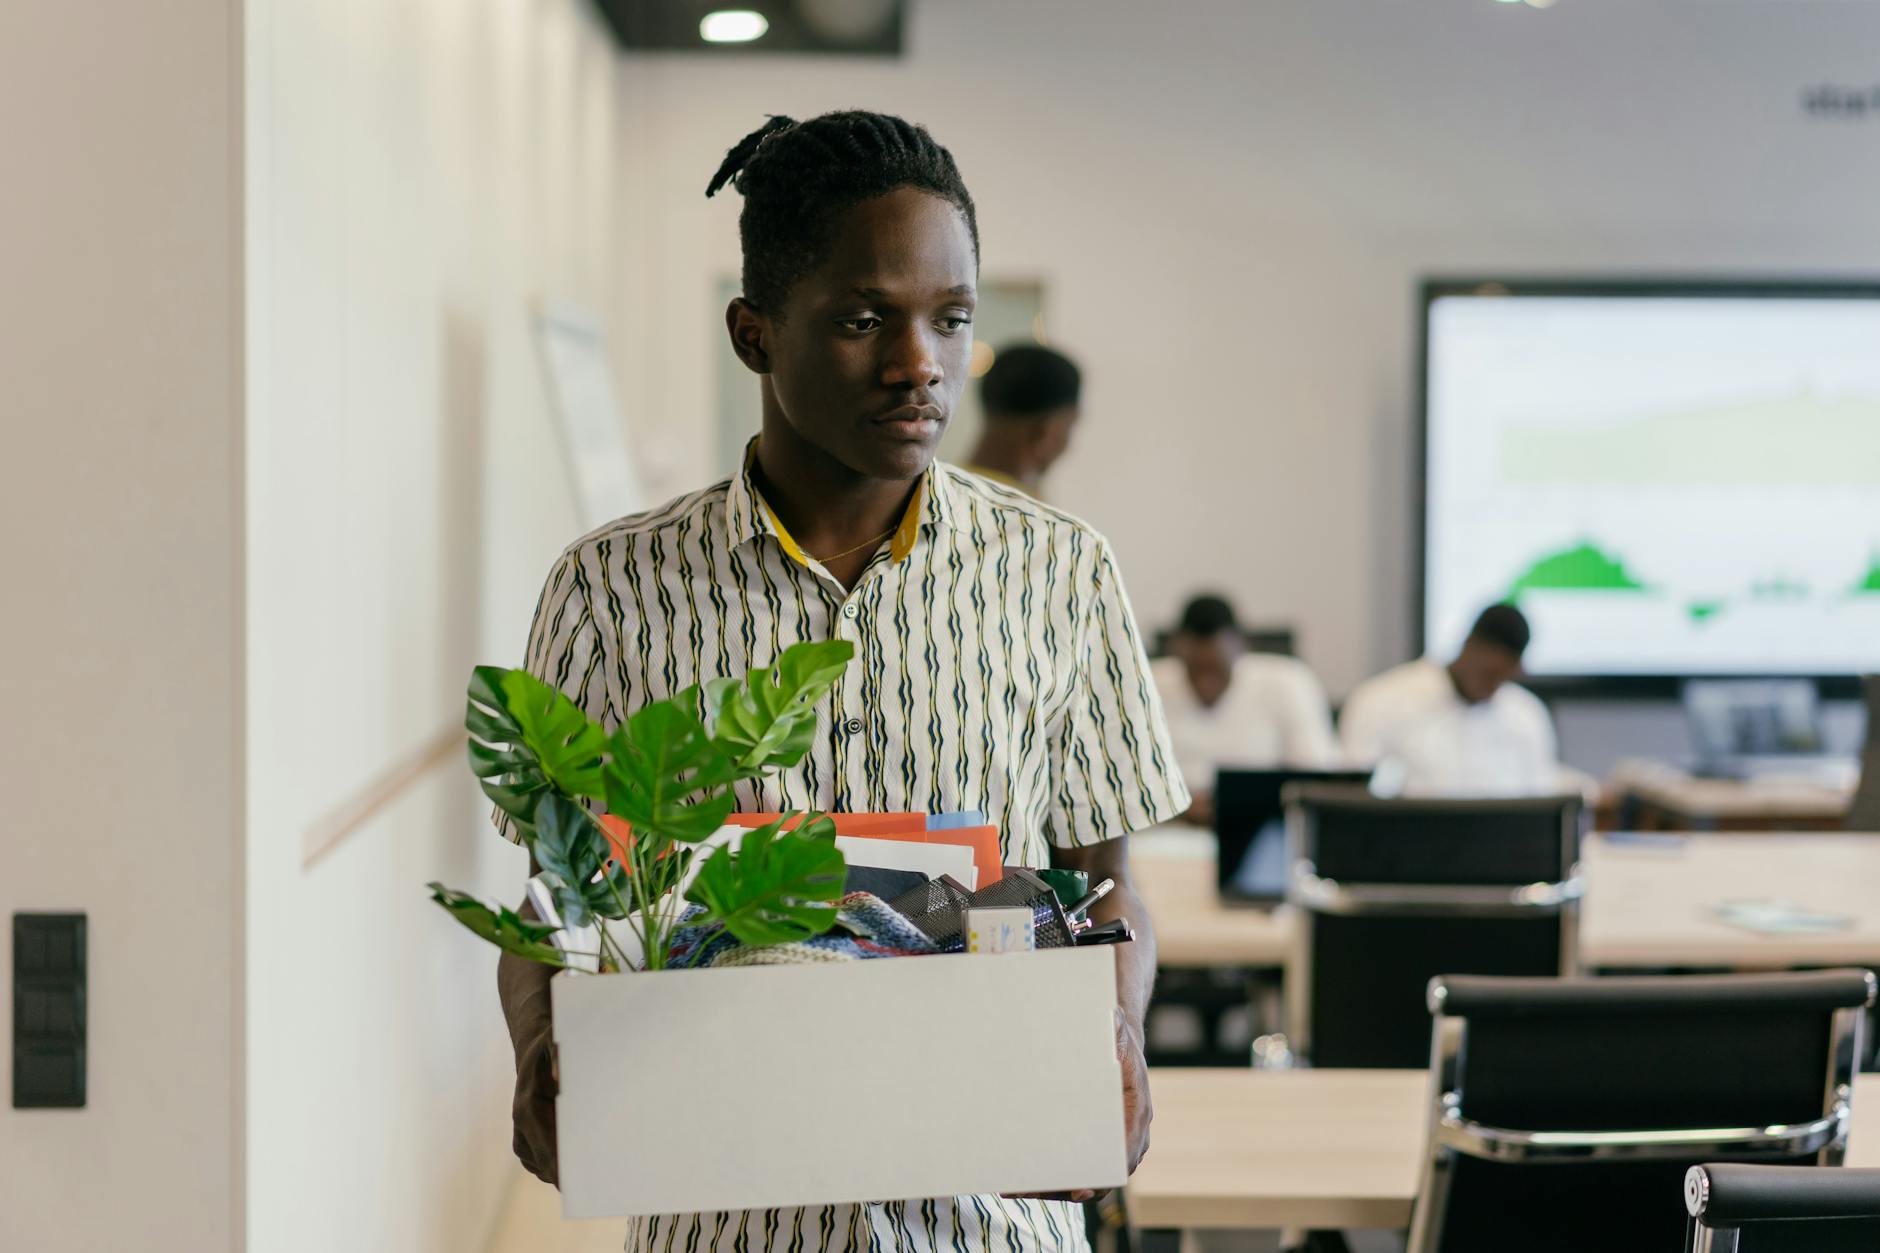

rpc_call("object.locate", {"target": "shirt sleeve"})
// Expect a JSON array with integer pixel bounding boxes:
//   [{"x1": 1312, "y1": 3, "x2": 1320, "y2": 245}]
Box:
[
  {"x1": 1280, "y1": 660, "x2": 1341, "y2": 769},
  {"x1": 1337, "y1": 678, "x2": 1387, "y2": 767},
  {"x1": 1046, "y1": 538, "x2": 1191, "y2": 848},
  {"x1": 1513, "y1": 686, "x2": 1561, "y2": 793},
  {"x1": 491, "y1": 546, "x2": 605, "y2": 845}
]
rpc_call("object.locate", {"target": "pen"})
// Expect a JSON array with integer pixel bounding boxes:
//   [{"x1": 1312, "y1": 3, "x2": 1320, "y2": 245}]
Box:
[
  {"x1": 1075, "y1": 918, "x2": 1134, "y2": 946},
  {"x1": 1065, "y1": 877, "x2": 1114, "y2": 920}
]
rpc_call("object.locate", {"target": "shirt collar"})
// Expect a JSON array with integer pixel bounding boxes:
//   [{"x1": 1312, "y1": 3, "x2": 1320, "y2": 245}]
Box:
[{"x1": 728, "y1": 439, "x2": 954, "y2": 569}]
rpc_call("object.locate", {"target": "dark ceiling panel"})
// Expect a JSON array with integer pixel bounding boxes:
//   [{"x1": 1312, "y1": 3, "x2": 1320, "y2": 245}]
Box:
[{"x1": 590, "y1": 0, "x2": 905, "y2": 55}]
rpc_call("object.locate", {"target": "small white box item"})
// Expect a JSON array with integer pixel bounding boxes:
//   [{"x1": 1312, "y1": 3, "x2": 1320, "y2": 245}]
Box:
[{"x1": 552, "y1": 945, "x2": 1126, "y2": 1218}]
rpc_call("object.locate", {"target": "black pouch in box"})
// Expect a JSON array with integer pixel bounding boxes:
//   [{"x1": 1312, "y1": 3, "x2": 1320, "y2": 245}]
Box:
[{"x1": 887, "y1": 867, "x2": 1074, "y2": 951}]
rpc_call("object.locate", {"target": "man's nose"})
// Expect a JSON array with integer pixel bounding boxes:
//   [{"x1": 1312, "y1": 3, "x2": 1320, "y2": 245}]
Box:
[{"x1": 880, "y1": 322, "x2": 942, "y2": 390}]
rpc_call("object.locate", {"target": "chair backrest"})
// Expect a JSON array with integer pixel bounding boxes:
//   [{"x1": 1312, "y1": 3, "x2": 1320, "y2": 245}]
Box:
[
  {"x1": 1283, "y1": 786, "x2": 1582, "y2": 1068},
  {"x1": 1407, "y1": 970, "x2": 1876, "y2": 1253},
  {"x1": 1685, "y1": 1164, "x2": 1880, "y2": 1253},
  {"x1": 1847, "y1": 675, "x2": 1880, "y2": 832}
]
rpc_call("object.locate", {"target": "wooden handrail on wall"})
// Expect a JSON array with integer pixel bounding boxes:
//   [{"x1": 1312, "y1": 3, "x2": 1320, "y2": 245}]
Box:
[{"x1": 300, "y1": 724, "x2": 466, "y2": 868}]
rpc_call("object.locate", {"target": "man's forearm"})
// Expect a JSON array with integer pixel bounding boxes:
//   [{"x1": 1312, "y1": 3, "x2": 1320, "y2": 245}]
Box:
[
  {"x1": 1049, "y1": 838, "x2": 1157, "y2": 1029},
  {"x1": 499, "y1": 947, "x2": 556, "y2": 1050},
  {"x1": 501, "y1": 878, "x2": 557, "y2": 1051},
  {"x1": 1087, "y1": 883, "x2": 1156, "y2": 1030}
]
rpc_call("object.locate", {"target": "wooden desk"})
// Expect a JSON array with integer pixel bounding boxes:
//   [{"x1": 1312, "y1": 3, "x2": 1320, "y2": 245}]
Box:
[
  {"x1": 1581, "y1": 831, "x2": 1880, "y2": 970},
  {"x1": 1137, "y1": 825, "x2": 1880, "y2": 973},
  {"x1": 1131, "y1": 838, "x2": 1291, "y2": 968},
  {"x1": 1128, "y1": 1069, "x2": 1880, "y2": 1232},
  {"x1": 1608, "y1": 759, "x2": 1852, "y2": 832}
]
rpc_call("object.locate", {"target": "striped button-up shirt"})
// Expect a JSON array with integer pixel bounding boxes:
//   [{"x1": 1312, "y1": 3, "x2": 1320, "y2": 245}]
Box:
[{"x1": 508, "y1": 456, "x2": 1187, "y2": 1252}]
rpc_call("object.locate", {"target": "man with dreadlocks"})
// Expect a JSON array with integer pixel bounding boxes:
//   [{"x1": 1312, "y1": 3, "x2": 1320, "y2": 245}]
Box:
[{"x1": 497, "y1": 110, "x2": 1186, "y2": 1252}]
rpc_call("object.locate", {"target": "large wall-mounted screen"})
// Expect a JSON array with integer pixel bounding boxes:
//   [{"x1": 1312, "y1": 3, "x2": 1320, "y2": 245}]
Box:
[{"x1": 1421, "y1": 281, "x2": 1880, "y2": 679}]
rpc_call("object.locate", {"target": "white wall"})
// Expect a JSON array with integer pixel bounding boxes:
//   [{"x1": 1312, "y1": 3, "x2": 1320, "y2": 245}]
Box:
[
  {"x1": 0, "y1": 2, "x2": 244, "y2": 1249},
  {"x1": 243, "y1": 0, "x2": 622, "y2": 1249},
  {"x1": 608, "y1": 0, "x2": 1880, "y2": 699}
]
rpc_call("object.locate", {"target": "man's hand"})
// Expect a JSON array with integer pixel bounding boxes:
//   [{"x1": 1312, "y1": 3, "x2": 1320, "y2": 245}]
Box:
[
  {"x1": 1118, "y1": 1009, "x2": 1153, "y2": 1174},
  {"x1": 510, "y1": 1014, "x2": 560, "y2": 1185}
]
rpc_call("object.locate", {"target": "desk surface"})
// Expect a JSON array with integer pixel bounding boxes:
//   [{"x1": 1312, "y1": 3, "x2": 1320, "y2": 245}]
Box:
[
  {"x1": 1581, "y1": 831, "x2": 1880, "y2": 969},
  {"x1": 1127, "y1": 1069, "x2": 1880, "y2": 1231},
  {"x1": 1610, "y1": 758, "x2": 1853, "y2": 824},
  {"x1": 1130, "y1": 831, "x2": 1291, "y2": 968},
  {"x1": 1136, "y1": 828, "x2": 1880, "y2": 973}
]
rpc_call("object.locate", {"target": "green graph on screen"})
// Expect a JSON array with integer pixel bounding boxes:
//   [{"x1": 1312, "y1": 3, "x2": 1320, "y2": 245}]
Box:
[
  {"x1": 1501, "y1": 545, "x2": 1880, "y2": 628},
  {"x1": 1506, "y1": 542, "x2": 1649, "y2": 601}
]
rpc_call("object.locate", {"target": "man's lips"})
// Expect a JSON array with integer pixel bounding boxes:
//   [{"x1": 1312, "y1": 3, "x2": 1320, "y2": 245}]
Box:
[
  {"x1": 874, "y1": 405, "x2": 943, "y2": 424},
  {"x1": 872, "y1": 406, "x2": 944, "y2": 438}
]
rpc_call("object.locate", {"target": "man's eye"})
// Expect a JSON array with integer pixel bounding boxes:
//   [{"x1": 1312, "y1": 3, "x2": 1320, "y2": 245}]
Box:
[
  {"x1": 938, "y1": 315, "x2": 973, "y2": 333},
  {"x1": 840, "y1": 316, "x2": 882, "y2": 333}
]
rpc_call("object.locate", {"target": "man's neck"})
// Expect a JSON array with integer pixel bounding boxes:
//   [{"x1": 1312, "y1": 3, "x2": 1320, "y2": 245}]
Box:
[
  {"x1": 1444, "y1": 659, "x2": 1478, "y2": 706},
  {"x1": 753, "y1": 414, "x2": 920, "y2": 584},
  {"x1": 967, "y1": 428, "x2": 1038, "y2": 491}
]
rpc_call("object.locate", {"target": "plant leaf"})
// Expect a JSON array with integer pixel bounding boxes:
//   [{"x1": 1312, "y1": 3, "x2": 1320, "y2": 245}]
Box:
[
  {"x1": 464, "y1": 666, "x2": 607, "y2": 835},
  {"x1": 684, "y1": 814, "x2": 845, "y2": 948},
  {"x1": 710, "y1": 641, "x2": 855, "y2": 773},
  {"x1": 427, "y1": 882, "x2": 566, "y2": 965},
  {"x1": 532, "y1": 794, "x2": 631, "y2": 926},
  {"x1": 602, "y1": 697, "x2": 738, "y2": 846}
]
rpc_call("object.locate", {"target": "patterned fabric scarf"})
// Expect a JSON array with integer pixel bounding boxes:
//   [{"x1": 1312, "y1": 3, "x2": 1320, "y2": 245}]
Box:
[{"x1": 665, "y1": 892, "x2": 940, "y2": 969}]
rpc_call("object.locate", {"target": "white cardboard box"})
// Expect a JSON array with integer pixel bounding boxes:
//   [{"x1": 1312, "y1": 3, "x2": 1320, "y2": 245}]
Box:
[{"x1": 552, "y1": 945, "x2": 1127, "y2": 1219}]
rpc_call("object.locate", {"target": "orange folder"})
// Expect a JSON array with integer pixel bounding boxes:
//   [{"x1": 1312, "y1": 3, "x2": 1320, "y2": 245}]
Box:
[
  {"x1": 728, "y1": 813, "x2": 1002, "y2": 887},
  {"x1": 919, "y1": 826, "x2": 1002, "y2": 888}
]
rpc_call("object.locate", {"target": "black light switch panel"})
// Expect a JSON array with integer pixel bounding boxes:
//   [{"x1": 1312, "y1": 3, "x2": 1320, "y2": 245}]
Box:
[{"x1": 14, "y1": 913, "x2": 86, "y2": 1108}]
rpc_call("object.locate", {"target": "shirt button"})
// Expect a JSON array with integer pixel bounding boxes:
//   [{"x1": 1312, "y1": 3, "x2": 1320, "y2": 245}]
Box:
[
  {"x1": 842, "y1": 603, "x2": 858, "y2": 620},
  {"x1": 845, "y1": 717, "x2": 863, "y2": 735}
]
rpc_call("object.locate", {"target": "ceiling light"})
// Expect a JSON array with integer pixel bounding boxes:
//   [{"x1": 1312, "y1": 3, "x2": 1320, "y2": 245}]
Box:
[
  {"x1": 700, "y1": 10, "x2": 769, "y2": 43},
  {"x1": 1524, "y1": 0, "x2": 1557, "y2": 7}
]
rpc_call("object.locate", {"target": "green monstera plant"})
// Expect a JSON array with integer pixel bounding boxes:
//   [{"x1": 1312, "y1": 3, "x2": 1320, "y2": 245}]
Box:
[{"x1": 429, "y1": 640, "x2": 854, "y2": 972}]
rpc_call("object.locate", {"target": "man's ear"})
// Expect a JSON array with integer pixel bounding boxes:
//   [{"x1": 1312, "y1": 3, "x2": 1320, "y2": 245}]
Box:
[{"x1": 725, "y1": 298, "x2": 772, "y2": 375}]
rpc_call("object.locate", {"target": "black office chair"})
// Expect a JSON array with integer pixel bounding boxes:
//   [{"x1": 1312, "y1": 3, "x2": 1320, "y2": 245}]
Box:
[
  {"x1": 1283, "y1": 786, "x2": 1583, "y2": 1068},
  {"x1": 1684, "y1": 1164, "x2": 1880, "y2": 1253},
  {"x1": 1407, "y1": 970, "x2": 1876, "y2": 1253}
]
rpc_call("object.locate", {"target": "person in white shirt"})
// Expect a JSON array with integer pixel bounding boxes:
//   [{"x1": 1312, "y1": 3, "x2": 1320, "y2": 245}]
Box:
[
  {"x1": 1339, "y1": 603, "x2": 1560, "y2": 796},
  {"x1": 1151, "y1": 594, "x2": 1339, "y2": 827}
]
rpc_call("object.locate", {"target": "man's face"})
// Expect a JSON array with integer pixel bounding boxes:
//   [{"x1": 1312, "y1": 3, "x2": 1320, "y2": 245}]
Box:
[
  {"x1": 1451, "y1": 639, "x2": 1523, "y2": 705},
  {"x1": 1173, "y1": 630, "x2": 1242, "y2": 709},
  {"x1": 756, "y1": 188, "x2": 978, "y2": 481}
]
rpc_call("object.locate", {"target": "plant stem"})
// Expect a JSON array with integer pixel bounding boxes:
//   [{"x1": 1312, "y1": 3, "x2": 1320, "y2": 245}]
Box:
[{"x1": 578, "y1": 806, "x2": 655, "y2": 971}]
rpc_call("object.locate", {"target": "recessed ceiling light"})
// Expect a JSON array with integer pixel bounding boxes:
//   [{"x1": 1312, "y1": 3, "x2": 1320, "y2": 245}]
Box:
[
  {"x1": 1524, "y1": 0, "x2": 1557, "y2": 8},
  {"x1": 700, "y1": 10, "x2": 769, "y2": 43}
]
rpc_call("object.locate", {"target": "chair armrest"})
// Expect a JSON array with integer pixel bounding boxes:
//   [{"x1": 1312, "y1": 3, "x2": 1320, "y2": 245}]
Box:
[
  {"x1": 1435, "y1": 1100, "x2": 1847, "y2": 1165},
  {"x1": 1688, "y1": 1164, "x2": 1880, "y2": 1227}
]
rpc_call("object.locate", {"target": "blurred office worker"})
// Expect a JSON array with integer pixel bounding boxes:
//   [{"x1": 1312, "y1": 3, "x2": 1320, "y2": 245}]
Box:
[
  {"x1": 495, "y1": 110, "x2": 1183, "y2": 1252},
  {"x1": 1339, "y1": 602, "x2": 1561, "y2": 796},
  {"x1": 965, "y1": 343, "x2": 1082, "y2": 496},
  {"x1": 1153, "y1": 594, "x2": 1338, "y2": 827}
]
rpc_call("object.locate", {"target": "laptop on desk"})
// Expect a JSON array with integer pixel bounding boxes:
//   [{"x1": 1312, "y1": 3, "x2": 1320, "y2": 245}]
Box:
[
  {"x1": 1682, "y1": 679, "x2": 1853, "y2": 782},
  {"x1": 1214, "y1": 768, "x2": 1373, "y2": 906}
]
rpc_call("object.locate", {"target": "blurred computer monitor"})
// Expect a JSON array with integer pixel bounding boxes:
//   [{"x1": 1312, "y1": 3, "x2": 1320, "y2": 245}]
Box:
[
  {"x1": 1215, "y1": 768, "x2": 1372, "y2": 905},
  {"x1": 1683, "y1": 678, "x2": 1823, "y2": 769}
]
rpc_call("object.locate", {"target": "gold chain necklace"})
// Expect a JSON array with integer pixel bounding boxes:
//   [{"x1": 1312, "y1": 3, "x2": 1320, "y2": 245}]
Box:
[{"x1": 809, "y1": 525, "x2": 896, "y2": 564}]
